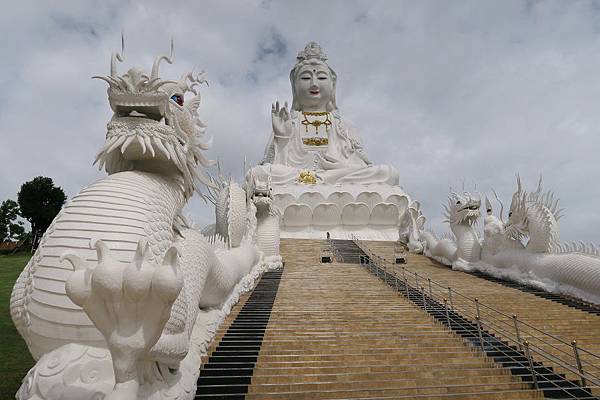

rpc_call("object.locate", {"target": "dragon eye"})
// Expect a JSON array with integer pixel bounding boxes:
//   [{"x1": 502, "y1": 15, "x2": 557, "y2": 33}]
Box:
[
  {"x1": 171, "y1": 94, "x2": 184, "y2": 106},
  {"x1": 508, "y1": 212, "x2": 512, "y2": 217},
  {"x1": 456, "y1": 201, "x2": 461, "y2": 205}
]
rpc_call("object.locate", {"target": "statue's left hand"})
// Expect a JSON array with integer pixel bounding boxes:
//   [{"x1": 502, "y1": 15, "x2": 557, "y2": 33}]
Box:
[
  {"x1": 316, "y1": 152, "x2": 347, "y2": 170},
  {"x1": 349, "y1": 138, "x2": 372, "y2": 165}
]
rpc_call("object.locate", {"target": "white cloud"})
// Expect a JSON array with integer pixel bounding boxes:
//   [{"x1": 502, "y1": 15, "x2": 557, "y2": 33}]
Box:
[{"x1": 0, "y1": 0, "x2": 598, "y2": 242}]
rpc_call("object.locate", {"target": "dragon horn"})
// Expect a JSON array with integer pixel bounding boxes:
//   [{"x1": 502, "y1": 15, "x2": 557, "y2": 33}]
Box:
[
  {"x1": 449, "y1": 186, "x2": 459, "y2": 198},
  {"x1": 243, "y1": 156, "x2": 247, "y2": 178},
  {"x1": 151, "y1": 38, "x2": 174, "y2": 80},
  {"x1": 110, "y1": 52, "x2": 123, "y2": 77},
  {"x1": 110, "y1": 32, "x2": 125, "y2": 77},
  {"x1": 491, "y1": 188, "x2": 504, "y2": 221},
  {"x1": 485, "y1": 196, "x2": 492, "y2": 214}
]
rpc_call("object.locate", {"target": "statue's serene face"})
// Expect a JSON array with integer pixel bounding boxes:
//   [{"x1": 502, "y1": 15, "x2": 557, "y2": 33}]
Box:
[{"x1": 294, "y1": 62, "x2": 333, "y2": 111}]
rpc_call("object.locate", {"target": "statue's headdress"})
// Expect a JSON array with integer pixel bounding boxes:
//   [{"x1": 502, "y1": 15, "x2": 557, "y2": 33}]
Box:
[
  {"x1": 290, "y1": 41, "x2": 337, "y2": 112},
  {"x1": 296, "y1": 41, "x2": 328, "y2": 63}
]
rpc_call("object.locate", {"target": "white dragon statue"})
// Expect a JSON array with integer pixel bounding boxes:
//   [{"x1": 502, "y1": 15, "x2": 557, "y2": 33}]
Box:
[
  {"x1": 396, "y1": 200, "x2": 427, "y2": 254},
  {"x1": 419, "y1": 176, "x2": 600, "y2": 305},
  {"x1": 9, "y1": 43, "x2": 280, "y2": 400},
  {"x1": 246, "y1": 169, "x2": 282, "y2": 265},
  {"x1": 420, "y1": 191, "x2": 482, "y2": 268}
]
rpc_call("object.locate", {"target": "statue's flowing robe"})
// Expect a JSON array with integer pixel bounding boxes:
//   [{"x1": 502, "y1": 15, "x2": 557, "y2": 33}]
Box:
[{"x1": 258, "y1": 111, "x2": 398, "y2": 185}]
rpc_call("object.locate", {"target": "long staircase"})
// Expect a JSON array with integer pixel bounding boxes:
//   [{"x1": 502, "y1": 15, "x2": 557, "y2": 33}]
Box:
[{"x1": 197, "y1": 239, "x2": 553, "y2": 399}]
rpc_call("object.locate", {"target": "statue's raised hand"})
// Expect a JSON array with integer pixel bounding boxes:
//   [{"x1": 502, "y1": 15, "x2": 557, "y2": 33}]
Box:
[{"x1": 271, "y1": 100, "x2": 291, "y2": 137}]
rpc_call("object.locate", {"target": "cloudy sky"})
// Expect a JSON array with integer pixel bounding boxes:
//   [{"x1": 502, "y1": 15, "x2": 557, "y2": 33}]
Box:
[{"x1": 1, "y1": 0, "x2": 599, "y2": 243}]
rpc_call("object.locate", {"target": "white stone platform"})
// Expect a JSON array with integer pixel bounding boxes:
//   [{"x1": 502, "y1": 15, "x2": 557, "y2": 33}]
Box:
[{"x1": 272, "y1": 182, "x2": 416, "y2": 240}]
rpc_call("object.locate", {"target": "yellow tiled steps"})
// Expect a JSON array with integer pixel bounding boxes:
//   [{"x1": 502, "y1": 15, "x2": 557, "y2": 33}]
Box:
[
  {"x1": 244, "y1": 387, "x2": 541, "y2": 400},
  {"x1": 361, "y1": 240, "x2": 600, "y2": 386},
  {"x1": 231, "y1": 239, "x2": 542, "y2": 399}
]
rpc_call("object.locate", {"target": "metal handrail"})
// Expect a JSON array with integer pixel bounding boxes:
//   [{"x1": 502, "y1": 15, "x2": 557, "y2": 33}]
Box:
[
  {"x1": 326, "y1": 238, "x2": 344, "y2": 263},
  {"x1": 354, "y1": 235, "x2": 594, "y2": 348},
  {"x1": 349, "y1": 235, "x2": 600, "y2": 393},
  {"x1": 370, "y1": 244, "x2": 595, "y2": 376},
  {"x1": 362, "y1": 264, "x2": 598, "y2": 397}
]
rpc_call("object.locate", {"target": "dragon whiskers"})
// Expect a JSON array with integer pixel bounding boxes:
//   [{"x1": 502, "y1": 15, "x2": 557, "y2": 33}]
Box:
[{"x1": 95, "y1": 119, "x2": 213, "y2": 198}]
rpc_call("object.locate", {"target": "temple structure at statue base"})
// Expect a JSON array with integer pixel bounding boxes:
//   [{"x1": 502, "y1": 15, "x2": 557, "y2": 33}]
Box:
[{"x1": 272, "y1": 182, "x2": 412, "y2": 240}]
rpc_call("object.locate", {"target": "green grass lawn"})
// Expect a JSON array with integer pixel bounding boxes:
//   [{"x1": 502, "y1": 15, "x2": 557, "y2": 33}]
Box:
[{"x1": 0, "y1": 253, "x2": 34, "y2": 399}]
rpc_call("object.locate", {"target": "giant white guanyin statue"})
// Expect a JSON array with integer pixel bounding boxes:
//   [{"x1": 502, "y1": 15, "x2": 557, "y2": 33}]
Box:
[
  {"x1": 248, "y1": 42, "x2": 423, "y2": 240},
  {"x1": 255, "y1": 41, "x2": 398, "y2": 186}
]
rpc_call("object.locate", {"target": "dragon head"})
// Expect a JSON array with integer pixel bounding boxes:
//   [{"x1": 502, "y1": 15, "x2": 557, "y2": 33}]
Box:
[
  {"x1": 444, "y1": 191, "x2": 481, "y2": 226},
  {"x1": 504, "y1": 175, "x2": 530, "y2": 241},
  {"x1": 93, "y1": 42, "x2": 213, "y2": 198},
  {"x1": 246, "y1": 168, "x2": 273, "y2": 210}
]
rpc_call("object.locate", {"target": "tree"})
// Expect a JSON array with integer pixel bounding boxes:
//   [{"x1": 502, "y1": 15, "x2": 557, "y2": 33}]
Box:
[
  {"x1": 18, "y1": 176, "x2": 66, "y2": 250},
  {"x1": 0, "y1": 199, "x2": 25, "y2": 242}
]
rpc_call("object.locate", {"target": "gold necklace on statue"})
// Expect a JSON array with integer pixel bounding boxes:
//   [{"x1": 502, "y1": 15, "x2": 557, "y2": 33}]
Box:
[{"x1": 301, "y1": 111, "x2": 331, "y2": 134}]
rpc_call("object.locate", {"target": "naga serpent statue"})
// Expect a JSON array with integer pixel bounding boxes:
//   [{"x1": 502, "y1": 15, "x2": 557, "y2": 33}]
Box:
[
  {"x1": 420, "y1": 176, "x2": 600, "y2": 305},
  {"x1": 10, "y1": 45, "x2": 280, "y2": 400},
  {"x1": 420, "y1": 191, "x2": 482, "y2": 268}
]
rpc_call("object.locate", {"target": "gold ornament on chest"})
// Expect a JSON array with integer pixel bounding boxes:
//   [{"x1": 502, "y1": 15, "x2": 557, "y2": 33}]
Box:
[{"x1": 301, "y1": 111, "x2": 332, "y2": 134}]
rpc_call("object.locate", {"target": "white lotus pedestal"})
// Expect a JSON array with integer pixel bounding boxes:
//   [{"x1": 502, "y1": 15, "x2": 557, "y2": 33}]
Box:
[{"x1": 272, "y1": 182, "x2": 412, "y2": 240}]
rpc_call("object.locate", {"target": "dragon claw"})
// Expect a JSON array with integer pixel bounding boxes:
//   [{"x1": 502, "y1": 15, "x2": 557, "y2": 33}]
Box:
[
  {"x1": 123, "y1": 239, "x2": 155, "y2": 302},
  {"x1": 62, "y1": 238, "x2": 183, "y2": 398},
  {"x1": 60, "y1": 252, "x2": 89, "y2": 271},
  {"x1": 62, "y1": 253, "x2": 93, "y2": 307},
  {"x1": 151, "y1": 246, "x2": 183, "y2": 303}
]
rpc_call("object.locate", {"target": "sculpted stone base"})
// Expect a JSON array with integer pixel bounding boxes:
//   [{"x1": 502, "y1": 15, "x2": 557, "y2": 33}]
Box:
[{"x1": 271, "y1": 182, "x2": 419, "y2": 241}]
